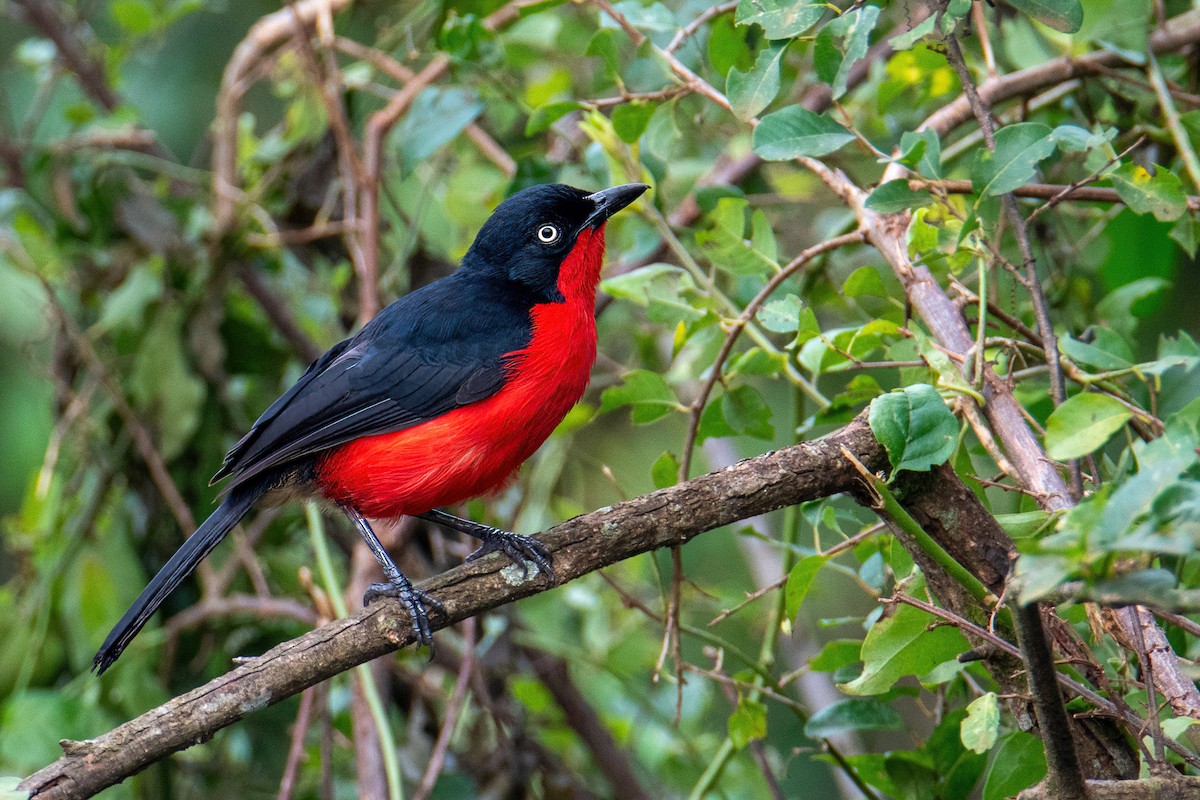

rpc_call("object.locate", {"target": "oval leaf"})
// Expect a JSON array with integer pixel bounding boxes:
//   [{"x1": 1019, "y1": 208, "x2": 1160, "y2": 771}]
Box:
[
  {"x1": 960, "y1": 692, "x2": 1000, "y2": 753},
  {"x1": 1007, "y1": 0, "x2": 1083, "y2": 33},
  {"x1": 1044, "y1": 393, "x2": 1132, "y2": 460},
  {"x1": 970, "y1": 122, "x2": 1056, "y2": 197},
  {"x1": 868, "y1": 384, "x2": 958, "y2": 474},
  {"x1": 804, "y1": 698, "x2": 903, "y2": 739},
  {"x1": 753, "y1": 106, "x2": 855, "y2": 160}
]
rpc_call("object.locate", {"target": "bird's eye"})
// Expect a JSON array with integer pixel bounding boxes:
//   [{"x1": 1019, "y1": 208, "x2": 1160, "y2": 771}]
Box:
[{"x1": 536, "y1": 224, "x2": 560, "y2": 244}]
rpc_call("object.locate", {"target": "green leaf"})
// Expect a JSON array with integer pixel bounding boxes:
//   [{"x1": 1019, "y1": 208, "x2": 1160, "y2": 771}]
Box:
[
  {"x1": 899, "y1": 130, "x2": 942, "y2": 179},
  {"x1": 1044, "y1": 393, "x2": 1132, "y2": 460},
  {"x1": 696, "y1": 197, "x2": 776, "y2": 276},
  {"x1": 722, "y1": 385, "x2": 774, "y2": 439},
  {"x1": 809, "y1": 639, "x2": 862, "y2": 672},
  {"x1": 394, "y1": 87, "x2": 485, "y2": 168},
  {"x1": 1006, "y1": 0, "x2": 1083, "y2": 33},
  {"x1": 785, "y1": 555, "x2": 827, "y2": 620},
  {"x1": 727, "y1": 42, "x2": 787, "y2": 122},
  {"x1": 804, "y1": 698, "x2": 903, "y2": 739},
  {"x1": 735, "y1": 0, "x2": 825, "y2": 39},
  {"x1": 728, "y1": 697, "x2": 768, "y2": 749},
  {"x1": 650, "y1": 451, "x2": 680, "y2": 488},
  {"x1": 843, "y1": 266, "x2": 886, "y2": 298},
  {"x1": 960, "y1": 693, "x2": 1000, "y2": 753},
  {"x1": 1060, "y1": 328, "x2": 1134, "y2": 371},
  {"x1": 864, "y1": 179, "x2": 932, "y2": 214},
  {"x1": 599, "y1": 370, "x2": 678, "y2": 424},
  {"x1": 970, "y1": 123, "x2": 1056, "y2": 197},
  {"x1": 868, "y1": 384, "x2": 958, "y2": 474},
  {"x1": 889, "y1": 13, "x2": 936, "y2": 50},
  {"x1": 753, "y1": 106, "x2": 856, "y2": 160},
  {"x1": 757, "y1": 294, "x2": 803, "y2": 333},
  {"x1": 840, "y1": 596, "x2": 968, "y2": 695},
  {"x1": 982, "y1": 732, "x2": 1047, "y2": 800},
  {"x1": 812, "y1": 5, "x2": 880, "y2": 99},
  {"x1": 526, "y1": 101, "x2": 581, "y2": 136},
  {"x1": 1109, "y1": 163, "x2": 1188, "y2": 222},
  {"x1": 611, "y1": 101, "x2": 656, "y2": 143}
]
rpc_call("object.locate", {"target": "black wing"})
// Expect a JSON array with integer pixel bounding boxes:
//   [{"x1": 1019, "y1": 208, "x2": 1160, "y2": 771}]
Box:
[{"x1": 213, "y1": 273, "x2": 533, "y2": 490}]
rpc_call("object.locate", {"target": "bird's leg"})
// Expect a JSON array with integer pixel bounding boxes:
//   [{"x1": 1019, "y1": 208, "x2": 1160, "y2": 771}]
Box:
[
  {"x1": 341, "y1": 505, "x2": 444, "y2": 647},
  {"x1": 416, "y1": 508, "x2": 555, "y2": 582}
]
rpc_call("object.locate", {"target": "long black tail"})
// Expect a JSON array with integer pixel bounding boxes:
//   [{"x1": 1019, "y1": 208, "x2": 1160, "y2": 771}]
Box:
[{"x1": 92, "y1": 487, "x2": 262, "y2": 674}]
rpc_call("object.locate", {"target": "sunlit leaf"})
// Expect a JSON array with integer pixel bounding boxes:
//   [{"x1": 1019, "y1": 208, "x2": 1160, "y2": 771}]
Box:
[
  {"x1": 1109, "y1": 163, "x2": 1187, "y2": 222},
  {"x1": 735, "y1": 0, "x2": 825, "y2": 39},
  {"x1": 727, "y1": 42, "x2": 787, "y2": 122},
  {"x1": 753, "y1": 106, "x2": 856, "y2": 159},
  {"x1": 869, "y1": 384, "x2": 958, "y2": 474},
  {"x1": 1044, "y1": 393, "x2": 1132, "y2": 460},
  {"x1": 960, "y1": 693, "x2": 1000, "y2": 753},
  {"x1": 970, "y1": 123, "x2": 1056, "y2": 197}
]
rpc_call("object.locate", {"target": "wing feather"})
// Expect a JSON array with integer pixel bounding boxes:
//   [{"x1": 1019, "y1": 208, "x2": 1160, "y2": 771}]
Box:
[{"x1": 214, "y1": 274, "x2": 529, "y2": 490}]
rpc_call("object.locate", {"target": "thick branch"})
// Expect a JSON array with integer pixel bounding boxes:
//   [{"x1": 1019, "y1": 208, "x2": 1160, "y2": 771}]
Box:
[{"x1": 20, "y1": 417, "x2": 889, "y2": 800}]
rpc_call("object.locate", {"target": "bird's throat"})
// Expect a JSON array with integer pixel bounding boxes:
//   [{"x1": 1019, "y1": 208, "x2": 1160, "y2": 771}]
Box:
[{"x1": 556, "y1": 225, "x2": 606, "y2": 306}]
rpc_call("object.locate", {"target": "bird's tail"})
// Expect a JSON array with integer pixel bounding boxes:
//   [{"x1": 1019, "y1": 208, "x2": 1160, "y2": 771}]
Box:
[{"x1": 92, "y1": 486, "x2": 262, "y2": 675}]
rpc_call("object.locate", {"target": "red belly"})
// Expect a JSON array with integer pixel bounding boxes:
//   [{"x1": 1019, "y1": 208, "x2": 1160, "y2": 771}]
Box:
[{"x1": 315, "y1": 295, "x2": 597, "y2": 519}]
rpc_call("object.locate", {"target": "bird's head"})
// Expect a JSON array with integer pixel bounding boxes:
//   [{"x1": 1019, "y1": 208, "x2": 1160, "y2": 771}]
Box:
[{"x1": 465, "y1": 182, "x2": 649, "y2": 302}]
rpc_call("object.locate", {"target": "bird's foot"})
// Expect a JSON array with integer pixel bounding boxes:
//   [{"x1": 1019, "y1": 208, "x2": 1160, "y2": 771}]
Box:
[
  {"x1": 466, "y1": 528, "x2": 556, "y2": 582},
  {"x1": 363, "y1": 578, "x2": 446, "y2": 648}
]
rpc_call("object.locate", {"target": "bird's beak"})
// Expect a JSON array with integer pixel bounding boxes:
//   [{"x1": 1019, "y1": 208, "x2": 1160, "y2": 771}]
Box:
[{"x1": 583, "y1": 183, "x2": 650, "y2": 228}]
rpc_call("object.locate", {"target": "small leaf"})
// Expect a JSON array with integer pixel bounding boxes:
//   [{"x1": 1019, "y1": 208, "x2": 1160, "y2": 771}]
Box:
[
  {"x1": 757, "y1": 294, "x2": 803, "y2": 333},
  {"x1": 1060, "y1": 328, "x2": 1134, "y2": 371},
  {"x1": 753, "y1": 106, "x2": 856, "y2": 160},
  {"x1": 599, "y1": 370, "x2": 678, "y2": 424},
  {"x1": 785, "y1": 555, "x2": 827, "y2": 621},
  {"x1": 727, "y1": 42, "x2": 787, "y2": 122},
  {"x1": 1006, "y1": 0, "x2": 1083, "y2": 33},
  {"x1": 970, "y1": 123, "x2": 1056, "y2": 197},
  {"x1": 843, "y1": 266, "x2": 886, "y2": 298},
  {"x1": 722, "y1": 385, "x2": 774, "y2": 439},
  {"x1": 735, "y1": 0, "x2": 825, "y2": 39},
  {"x1": 868, "y1": 384, "x2": 958, "y2": 474},
  {"x1": 960, "y1": 693, "x2": 1000, "y2": 753},
  {"x1": 899, "y1": 130, "x2": 942, "y2": 179},
  {"x1": 1109, "y1": 163, "x2": 1187, "y2": 222},
  {"x1": 611, "y1": 101, "x2": 656, "y2": 143},
  {"x1": 840, "y1": 594, "x2": 968, "y2": 695},
  {"x1": 813, "y1": 5, "x2": 880, "y2": 99},
  {"x1": 809, "y1": 639, "x2": 863, "y2": 672},
  {"x1": 982, "y1": 732, "x2": 1047, "y2": 800},
  {"x1": 394, "y1": 87, "x2": 485, "y2": 168},
  {"x1": 526, "y1": 101, "x2": 581, "y2": 136},
  {"x1": 805, "y1": 699, "x2": 902, "y2": 739},
  {"x1": 651, "y1": 451, "x2": 680, "y2": 488},
  {"x1": 864, "y1": 179, "x2": 932, "y2": 214},
  {"x1": 1044, "y1": 393, "x2": 1132, "y2": 460},
  {"x1": 728, "y1": 697, "x2": 768, "y2": 749}
]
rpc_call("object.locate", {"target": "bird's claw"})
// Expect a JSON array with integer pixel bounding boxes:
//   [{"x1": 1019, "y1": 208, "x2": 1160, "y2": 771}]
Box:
[
  {"x1": 466, "y1": 532, "x2": 556, "y2": 583},
  {"x1": 363, "y1": 581, "x2": 445, "y2": 649}
]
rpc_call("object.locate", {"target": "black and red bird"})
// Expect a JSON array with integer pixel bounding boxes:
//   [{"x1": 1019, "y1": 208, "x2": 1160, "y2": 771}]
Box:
[{"x1": 93, "y1": 182, "x2": 649, "y2": 674}]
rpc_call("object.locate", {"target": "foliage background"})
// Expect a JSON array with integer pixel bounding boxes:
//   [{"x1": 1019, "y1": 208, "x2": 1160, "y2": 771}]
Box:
[{"x1": 3, "y1": 0, "x2": 1200, "y2": 798}]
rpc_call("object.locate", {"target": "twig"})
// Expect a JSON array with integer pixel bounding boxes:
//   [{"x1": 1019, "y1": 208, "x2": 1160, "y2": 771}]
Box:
[
  {"x1": 665, "y1": 2, "x2": 738, "y2": 54},
  {"x1": 678, "y1": 231, "x2": 867, "y2": 480},
  {"x1": 276, "y1": 687, "x2": 320, "y2": 800},
  {"x1": 413, "y1": 618, "x2": 478, "y2": 800}
]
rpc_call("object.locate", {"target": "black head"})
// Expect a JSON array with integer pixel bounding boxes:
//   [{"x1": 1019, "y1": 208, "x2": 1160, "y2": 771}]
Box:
[{"x1": 464, "y1": 183, "x2": 648, "y2": 301}]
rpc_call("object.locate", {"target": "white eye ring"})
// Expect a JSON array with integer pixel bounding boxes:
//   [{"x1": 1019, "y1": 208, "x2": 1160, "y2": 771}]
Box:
[{"x1": 536, "y1": 224, "x2": 560, "y2": 244}]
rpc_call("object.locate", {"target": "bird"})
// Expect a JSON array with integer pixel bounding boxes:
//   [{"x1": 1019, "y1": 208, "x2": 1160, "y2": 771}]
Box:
[{"x1": 93, "y1": 181, "x2": 650, "y2": 674}]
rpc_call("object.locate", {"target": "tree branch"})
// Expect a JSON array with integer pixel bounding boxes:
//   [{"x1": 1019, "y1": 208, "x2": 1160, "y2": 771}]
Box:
[{"x1": 20, "y1": 416, "x2": 889, "y2": 800}]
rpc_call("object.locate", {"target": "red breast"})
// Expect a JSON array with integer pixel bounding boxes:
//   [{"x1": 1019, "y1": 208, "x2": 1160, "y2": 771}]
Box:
[{"x1": 316, "y1": 227, "x2": 606, "y2": 518}]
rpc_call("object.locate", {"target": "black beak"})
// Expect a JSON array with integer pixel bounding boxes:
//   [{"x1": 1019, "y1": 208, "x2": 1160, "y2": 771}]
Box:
[{"x1": 583, "y1": 183, "x2": 650, "y2": 228}]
